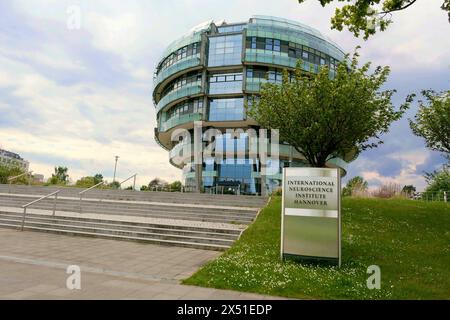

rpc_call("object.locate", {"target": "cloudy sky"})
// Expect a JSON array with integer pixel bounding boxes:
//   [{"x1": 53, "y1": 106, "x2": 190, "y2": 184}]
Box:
[{"x1": 0, "y1": 0, "x2": 448, "y2": 190}]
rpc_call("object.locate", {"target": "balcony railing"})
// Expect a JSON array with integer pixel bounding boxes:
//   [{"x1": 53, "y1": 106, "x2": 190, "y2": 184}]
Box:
[
  {"x1": 156, "y1": 84, "x2": 202, "y2": 113},
  {"x1": 159, "y1": 112, "x2": 203, "y2": 133},
  {"x1": 245, "y1": 49, "x2": 319, "y2": 73},
  {"x1": 246, "y1": 23, "x2": 345, "y2": 62},
  {"x1": 154, "y1": 55, "x2": 201, "y2": 89}
]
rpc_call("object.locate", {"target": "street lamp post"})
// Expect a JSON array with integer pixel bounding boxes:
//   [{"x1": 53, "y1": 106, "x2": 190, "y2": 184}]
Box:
[{"x1": 113, "y1": 156, "x2": 119, "y2": 183}]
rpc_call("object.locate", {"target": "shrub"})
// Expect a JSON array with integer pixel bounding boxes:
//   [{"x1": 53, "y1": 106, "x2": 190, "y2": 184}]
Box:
[{"x1": 372, "y1": 183, "x2": 403, "y2": 198}]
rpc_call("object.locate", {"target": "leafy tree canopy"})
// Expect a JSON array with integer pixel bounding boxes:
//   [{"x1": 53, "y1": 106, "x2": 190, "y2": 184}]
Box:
[
  {"x1": 298, "y1": 0, "x2": 450, "y2": 39},
  {"x1": 148, "y1": 178, "x2": 168, "y2": 189},
  {"x1": 48, "y1": 166, "x2": 69, "y2": 185},
  {"x1": 75, "y1": 175, "x2": 104, "y2": 188},
  {"x1": 0, "y1": 164, "x2": 27, "y2": 184},
  {"x1": 107, "y1": 181, "x2": 121, "y2": 190},
  {"x1": 247, "y1": 49, "x2": 413, "y2": 168},
  {"x1": 169, "y1": 181, "x2": 183, "y2": 192},
  {"x1": 343, "y1": 176, "x2": 369, "y2": 196},
  {"x1": 93, "y1": 174, "x2": 104, "y2": 185},
  {"x1": 409, "y1": 90, "x2": 450, "y2": 160},
  {"x1": 425, "y1": 166, "x2": 450, "y2": 192},
  {"x1": 402, "y1": 185, "x2": 416, "y2": 195}
]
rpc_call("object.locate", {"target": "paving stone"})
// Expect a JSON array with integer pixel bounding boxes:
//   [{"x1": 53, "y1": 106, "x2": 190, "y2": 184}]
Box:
[
  {"x1": 26, "y1": 284, "x2": 60, "y2": 293},
  {"x1": 100, "y1": 279, "x2": 149, "y2": 291},
  {"x1": 0, "y1": 229, "x2": 282, "y2": 300},
  {"x1": 2, "y1": 290, "x2": 37, "y2": 300}
]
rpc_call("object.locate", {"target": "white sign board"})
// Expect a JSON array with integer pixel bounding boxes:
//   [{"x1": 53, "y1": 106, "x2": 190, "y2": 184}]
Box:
[{"x1": 281, "y1": 168, "x2": 341, "y2": 266}]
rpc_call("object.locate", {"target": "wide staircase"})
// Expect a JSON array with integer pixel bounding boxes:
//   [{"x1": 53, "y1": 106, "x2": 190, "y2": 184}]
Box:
[{"x1": 0, "y1": 185, "x2": 268, "y2": 251}]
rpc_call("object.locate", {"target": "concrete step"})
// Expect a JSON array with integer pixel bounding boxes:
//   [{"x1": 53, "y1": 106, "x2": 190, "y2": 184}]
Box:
[
  {"x1": 0, "y1": 223, "x2": 231, "y2": 251},
  {"x1": 0, "y1": 185, "x2": 268, "y2": 207},
  {"x1": 0, "y1": 195, "x2": 256, "y2": 215},
  {"x1": 0, "y1": 195, "x2": 257, "y2": 224},
  {"x1": 0, "y1": 211, "x2": 238, "y2": 251},
  {"x1": 0, "y1": 205, "x2": 255, "y2": 225},
  {"x1": 0, "y1": 211, "x2": 240, "y2": 238},
  {"x1": 0, "y1": 197, "x2": 257, "y2": 217},
  {"x1": 0, "y1": 218, "x2": 235, "y2": 246},
  {"x1": 0, "y1": 183, "x2": 266, "y2": 251}
]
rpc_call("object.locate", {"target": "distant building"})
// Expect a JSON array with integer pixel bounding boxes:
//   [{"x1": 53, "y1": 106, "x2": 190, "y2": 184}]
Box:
[
  {"x1": 0, "y1": 148, "x2": 30, "y2": 171},
  {"x1": 32, "y1": 174, "x2": 44, "y2": 183}
]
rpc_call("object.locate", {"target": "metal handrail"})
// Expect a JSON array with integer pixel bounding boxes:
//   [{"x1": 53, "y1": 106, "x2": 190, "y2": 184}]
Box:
[
  {"x1": 78, "y1": 181, "x2": 105, "y2": 213},
  {"x1": 8, "y1": 171, "x2": 33, "y2": 192},
  {"x1": 119, "y1": 174, "x2": 137, "y2": 190},
  {"x1": 21, "y1": 190, "x2": 60, "y2": 231},
  {"x1": 79, "y1": 181, "x2": 105, "y2": 195}
]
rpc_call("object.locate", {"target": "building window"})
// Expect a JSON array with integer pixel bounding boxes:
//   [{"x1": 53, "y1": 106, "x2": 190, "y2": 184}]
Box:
[
  {"x1": 265, "y1": 38, "x2": 273, "y2": 51},
  {"x1": 246, "y1": 66, "x2": 266, "y2": 80},
  {"x1": 250, "y1": 37, "x2": 257, "y2": 49},
  {"x1": 246, "y1": 36, "x2": 338, "y2": 70},
  {"x1": 208, "y1": 34, "x2": 243, "y2": 67},
  {"x1": 302, "y1": 51, "x2": 309, "y2": 60},
  {"x1": 274, "y1": 39, "x2": 281, "y2": 52},
  {"x1": 217, "y1": 24, "x2": 245, "y2": 33},
  {"x1": 246, "y1": 66, "x2": 285, "y2": 84},
  {"x1": 209, "y1": 98, "x2": 244, "y2": 121},
  {"x1": 157, "y1": 42, "x2": 200, "y2": 75},
  {"x1": 160, "y1": 72, "x2": 202, "y2": 99},
  {"x1": 209, "y1": 72, "x2": 243, "y2": 94},
  {"x1": 166, "y1": 99, "x2": 204, "y2": 120}
]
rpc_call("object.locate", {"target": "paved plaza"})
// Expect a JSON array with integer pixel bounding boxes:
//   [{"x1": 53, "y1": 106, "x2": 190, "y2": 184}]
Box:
[{"x1": 0, "y1": 229, "x2": 281, "y2": 300}]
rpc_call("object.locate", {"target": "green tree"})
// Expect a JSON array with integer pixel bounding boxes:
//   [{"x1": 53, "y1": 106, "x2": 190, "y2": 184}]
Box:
[
  {"x1": 107, "y1": 181, "x2": 121, "y2": 190},
  {"x1": 93, "y1": 174, "x2": 104, "y2": 185},
  {"x1": 425, "y1": 167, "x2": 450, "y2": 192},
  {"x1": 409, "y1": 90, "x2": 450, "y2": 159},
  {"x1": 148, "y1": 178, "x2": 168, "y2": 190},
  {"x1": 343, "y1": 176, "x2": 369, "y2": 197},
  {"x1": 48, "y1": 166, "x2": 69, "y2": 185},
  {"x1": 0, "y1": 164, "x2": 27, "y2": 184},
  {"x1": 298, "y1": 0, "x2": 450, "y2": 39},
  {"x1": 247, "y1": 49, "x2": 413, "y2": 168},
  {"x1": 402, "y1": 185, "x2": 416, "y2": 195},
  {"x1": 75, "y1": 177, "x2": 97, "y2": 188},
  {"x1": 169, "y1": 181, "x2": 183, "y2": 192}
]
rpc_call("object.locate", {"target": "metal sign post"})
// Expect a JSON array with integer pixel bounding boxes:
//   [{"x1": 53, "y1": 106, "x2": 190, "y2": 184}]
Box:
[{"x1": 281, "y1": 168, "x2": 341, "y2": 266}]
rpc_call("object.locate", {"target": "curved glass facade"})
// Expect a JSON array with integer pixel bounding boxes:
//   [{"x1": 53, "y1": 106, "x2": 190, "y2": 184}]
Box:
[{"x1": 152, "y1": 16, "x2": 350, "y2": 195}]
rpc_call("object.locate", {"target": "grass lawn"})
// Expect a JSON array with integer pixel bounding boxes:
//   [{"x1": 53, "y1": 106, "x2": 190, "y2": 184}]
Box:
[{"x1": 183, "y1": 197, "x2": 450, "y2": 299}]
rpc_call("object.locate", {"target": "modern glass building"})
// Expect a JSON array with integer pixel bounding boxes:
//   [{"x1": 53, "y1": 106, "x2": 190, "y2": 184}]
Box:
[{"x1": 153, "y1": 16, "x2": 355, "y2": 195}]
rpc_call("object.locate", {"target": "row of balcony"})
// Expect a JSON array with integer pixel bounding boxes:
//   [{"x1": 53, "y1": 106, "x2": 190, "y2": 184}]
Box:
[
  {"x1": 154, "y1": 50, "x2": 328, "y2": 99},
  {"x1": 154, "y1": 55, "x2": 201, "y2": 89},
  {"x1": 158, "y1": 112, "x2": 203, "y2": 133},
  {"x1": 168, "y1": 141, "x2": 349, "y2": 174},
  {"x1": 156, "y1": 84, "x2": 203, "y2": 113},
  {"x1": 169, "y1": 143, "x2": 302, "y2": 166},
  {"x1": 182, "y1": 170, "x2": 283, "y2": 180},
  {"x1": 245, "y1": 26, "x2": 345, "y2": 62},
  {"x1": 154, "y1": 53, "x2": 334, "y2": 134}
]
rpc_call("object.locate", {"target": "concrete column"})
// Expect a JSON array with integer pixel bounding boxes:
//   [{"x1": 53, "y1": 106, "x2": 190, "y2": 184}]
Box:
[
  {"x1": 260, "y1": 176, "x2": 267, "y2": 197},
  {"x1": 194, "y1": 121, "x2": 203, "y2": 193},
  {"x1": 260, "y1": 160, "x2": 267, "y2": 197},
  {"x1": 195, "y1": 163, "x2": 203, "y2": 194}
]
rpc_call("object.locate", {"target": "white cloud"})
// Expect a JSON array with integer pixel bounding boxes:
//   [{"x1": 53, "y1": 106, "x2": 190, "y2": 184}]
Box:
[
  {"x1": 0, "y1": 128, "x2": 179, "y2": 186},
  {"x1": 360, "y1": 150, "x2": 435, "y2": 191}
]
